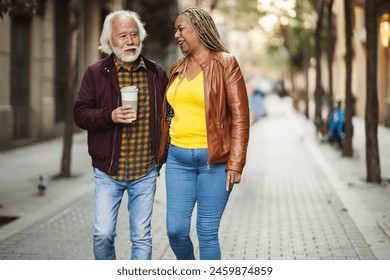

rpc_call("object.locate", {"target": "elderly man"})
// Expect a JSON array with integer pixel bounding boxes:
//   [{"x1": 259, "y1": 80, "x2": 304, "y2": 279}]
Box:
[{"x1": 74, "y1": 10, "x2": 168, "y2": 260}]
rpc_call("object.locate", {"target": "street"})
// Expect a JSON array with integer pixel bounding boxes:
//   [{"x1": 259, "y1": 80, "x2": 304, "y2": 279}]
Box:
[{"x1": 0, "y1": 94, "x2": 389, "y2": 260}]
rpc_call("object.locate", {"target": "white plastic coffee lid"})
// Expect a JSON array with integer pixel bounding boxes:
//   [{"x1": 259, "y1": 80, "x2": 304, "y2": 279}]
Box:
[{"x1": 121, "y1": 86, "x2": 138, "y2": 92}]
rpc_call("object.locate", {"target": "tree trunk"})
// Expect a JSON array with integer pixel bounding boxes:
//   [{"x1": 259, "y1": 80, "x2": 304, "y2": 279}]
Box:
[
  {"x1": 314, "y1": 0, "x2": 325, "y2": 128},
  {"x1": 343, "y1": 0, "x2": 353, "y2": 157},
  {"x1": 303, "y1": 43, "x2": 310, "y2": 119},
  {"x1": 365, "y1": 0, "x2": 381, "y2": 183},
  {"x1": 59, "y1": 0, "x2": 80, "y2": 178},
  {"x1": 327, "y1": 0, "x2": 335, "y2": 113}
]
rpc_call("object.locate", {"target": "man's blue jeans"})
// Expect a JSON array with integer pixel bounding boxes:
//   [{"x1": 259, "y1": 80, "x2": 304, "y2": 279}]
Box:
[
  {"x1": 165, "y1": 145, "x2": 231, "y2": 260},
  {"x1": 92, "y1": 167, "x2": 157, "y2": 260}
]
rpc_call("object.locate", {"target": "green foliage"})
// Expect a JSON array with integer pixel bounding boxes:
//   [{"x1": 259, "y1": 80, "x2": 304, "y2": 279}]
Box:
[
  {"x1": 217, "y1": 0, "x2": 317, "y2": 71},
  {"x1": 285, "y1": 1, "x2": 316, "y2": 69},
  {"x1": 0, "y1": 0, "x2": 46, "y2": 18},
  {"x1": 266, "y1": 40, "x2": 289, "y2": 67},
  {"x1": 286, "y1": 23, "x2": 315, "y2": 69},
  {"x1": 216, "y1": 0, "x2": 260, "y2": 30}
]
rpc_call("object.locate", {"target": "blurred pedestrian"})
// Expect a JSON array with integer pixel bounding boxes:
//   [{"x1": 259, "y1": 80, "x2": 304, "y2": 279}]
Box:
[
  {"x1": 73, "y1": 10, "x2": 168, "y2": 260},
  {"x1": 328, "y1": 97, "x2": 345, "y2": 142},
  {"x1": 249, "y1": 89, "x2": 266, "y2": 122},
  {"x1": 158, "y1": 7, "x2": 250, "y2": 260}
]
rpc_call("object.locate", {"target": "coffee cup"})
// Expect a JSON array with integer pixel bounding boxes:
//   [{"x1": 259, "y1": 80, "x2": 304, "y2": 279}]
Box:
[{"x1": 121, "y1": 86, "x2": 138, "y2": 121}]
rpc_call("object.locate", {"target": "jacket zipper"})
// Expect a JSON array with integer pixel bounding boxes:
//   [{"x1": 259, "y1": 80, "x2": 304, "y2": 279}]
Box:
[
  {"x1": 108, "y1": 94, "x2": 120, "y2": 174},
  {"x1": 204, "y1": 69, "x2": 212, "y2": 169},
  {"x1": 108, "y1": 126, "x2": 118, "y2": 174},
  {"x1": 153, "y1": 73, "x2": 160, "y2": 175}
]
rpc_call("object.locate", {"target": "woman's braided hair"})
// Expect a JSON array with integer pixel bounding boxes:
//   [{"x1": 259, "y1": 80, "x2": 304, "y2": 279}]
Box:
[{"x1": 181, "y1": 7, "x2": 228, "y2": 53}]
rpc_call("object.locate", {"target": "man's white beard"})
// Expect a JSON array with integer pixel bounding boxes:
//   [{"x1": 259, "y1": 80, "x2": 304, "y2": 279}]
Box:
[{"x1": 112, "y1": 44, "x2": 142, "y2": 63}]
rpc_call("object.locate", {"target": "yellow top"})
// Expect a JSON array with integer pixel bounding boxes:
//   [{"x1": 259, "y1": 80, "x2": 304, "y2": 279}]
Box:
[{"x1": 167, "y1": 72, "x2": 208, "y2": 148}]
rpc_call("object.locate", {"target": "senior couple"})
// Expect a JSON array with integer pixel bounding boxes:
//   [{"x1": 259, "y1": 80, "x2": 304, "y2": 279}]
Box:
[{"x1": 73, "y1": 8, "x2": 249, "y2": 260}]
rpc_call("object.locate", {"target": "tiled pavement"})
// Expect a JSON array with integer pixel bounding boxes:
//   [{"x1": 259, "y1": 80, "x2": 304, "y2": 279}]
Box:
[{"x1": 0, "y1": 95, "x2": 389, "y2": 260}]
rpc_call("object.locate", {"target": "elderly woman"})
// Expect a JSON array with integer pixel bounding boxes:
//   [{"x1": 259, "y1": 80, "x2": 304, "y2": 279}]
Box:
[{"x1": 159, "y1": 7, "x2": 250, "y2": 260}]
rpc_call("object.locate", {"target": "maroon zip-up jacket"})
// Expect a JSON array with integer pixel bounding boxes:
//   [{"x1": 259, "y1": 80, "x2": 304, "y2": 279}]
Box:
[{"x1": 74, "y1": 54, "x2": 168, "y2": 176}]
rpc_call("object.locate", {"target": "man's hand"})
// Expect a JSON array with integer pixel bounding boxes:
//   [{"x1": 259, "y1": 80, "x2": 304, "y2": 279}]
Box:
[
  {"x1": 112, "y1": 105, "x2": 136, "y2": 123},
  {"x1": 226, "y1": 170, "x2": 242, "y2": 191}
]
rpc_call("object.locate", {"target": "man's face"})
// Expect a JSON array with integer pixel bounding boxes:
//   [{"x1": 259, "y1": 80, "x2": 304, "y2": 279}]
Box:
[{"x1": 110, "y1": 17, "x2": 142, "y2": 65}]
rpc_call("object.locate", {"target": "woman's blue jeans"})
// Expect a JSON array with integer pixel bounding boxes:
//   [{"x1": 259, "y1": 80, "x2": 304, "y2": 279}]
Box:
[
  {"x1": 93, "y1": 167, "x2": 157, "y2": 260},
  {"x1": 165, "y1": 145, "x2": 231, "y2": 260}
]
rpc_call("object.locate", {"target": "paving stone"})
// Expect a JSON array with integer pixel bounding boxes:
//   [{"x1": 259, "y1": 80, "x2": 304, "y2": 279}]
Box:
[{"x1": 0, "y1": 95, "x2": 386, "y2": 260}]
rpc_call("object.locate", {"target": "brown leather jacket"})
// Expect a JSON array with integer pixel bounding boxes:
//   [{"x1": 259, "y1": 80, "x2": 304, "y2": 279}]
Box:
[{"x1": 159, "y1": 51, "x2": 250, "y2": 174}]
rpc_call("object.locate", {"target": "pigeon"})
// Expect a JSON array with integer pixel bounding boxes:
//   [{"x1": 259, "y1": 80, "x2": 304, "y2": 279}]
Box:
[{"x1": 37, "y1": 175, "x2": 46, "y2": 195}]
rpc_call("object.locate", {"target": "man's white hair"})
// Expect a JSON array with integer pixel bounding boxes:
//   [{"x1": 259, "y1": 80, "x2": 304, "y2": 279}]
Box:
[{"x1": 98, "y1": 10, "x2": 147, "y2": 55}]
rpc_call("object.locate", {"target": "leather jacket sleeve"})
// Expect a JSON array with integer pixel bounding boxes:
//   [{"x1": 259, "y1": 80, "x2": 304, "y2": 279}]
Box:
[{"x1": 222, "y1": 54, "x2": 250, "y2": 173}]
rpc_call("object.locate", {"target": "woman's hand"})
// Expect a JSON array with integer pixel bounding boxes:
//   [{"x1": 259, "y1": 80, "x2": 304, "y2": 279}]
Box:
[{"x1": 226, "y1": 170, "x2": 241, "y2": 191}]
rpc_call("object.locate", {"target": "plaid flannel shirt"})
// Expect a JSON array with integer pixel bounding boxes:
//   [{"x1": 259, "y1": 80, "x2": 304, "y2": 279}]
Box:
[{"x1": 111, "y1": 58, "x2": 154, "y2": 181}]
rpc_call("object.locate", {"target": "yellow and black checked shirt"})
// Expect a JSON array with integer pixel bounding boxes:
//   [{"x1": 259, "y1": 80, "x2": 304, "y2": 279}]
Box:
[{"x1": 111, "y1": 58, "x2": 155, "y2": 181}]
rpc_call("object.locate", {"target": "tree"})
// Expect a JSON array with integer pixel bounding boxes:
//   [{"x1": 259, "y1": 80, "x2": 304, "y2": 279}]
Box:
[
  {"x1": 218, "y1": 0, "x2": 260, "y2": 31},
  {"x1": 0, "y1": 0, "x2": 46, "y2": 18},
  {"x1": 57, "y1": 0, "x2": 81, "y2": 178},
  {"x1": 281, "y1": 1, "x2": 316, "y2": 118},
  {"x1": 365, "y1": 0, "x2": 381, "y2": 183},
  {"x1": 218, "y1": 0, "x2": 317, "y2": 117},
  {"x1": 326, "y1": 0, "x2": 335, "y2": 113},
  {"x1": 342, "y1": 0, "x2": 353, "y2": 157},
  {"x1": 124, "y1": 0, "x2": 178, "y2": 69},
  {"x1": 314, "y1": 0, "x2": 326, "y2": 129}
]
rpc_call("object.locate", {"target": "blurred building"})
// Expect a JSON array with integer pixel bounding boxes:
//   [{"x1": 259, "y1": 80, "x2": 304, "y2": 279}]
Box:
[
  {"x1": 0, "y1": 0, "x2": 217, "y2": 151},
  {"x1": 331, "y1": 0, "x2": 390, "y2": 127},
  {"x1": 0, "y1": 0, "x2": 125, "y2": 150}
]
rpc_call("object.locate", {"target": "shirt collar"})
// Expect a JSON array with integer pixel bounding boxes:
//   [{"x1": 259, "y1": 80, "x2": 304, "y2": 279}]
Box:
[{"x1": 114, "y1": 56, "x2": 146, "y2": 72}]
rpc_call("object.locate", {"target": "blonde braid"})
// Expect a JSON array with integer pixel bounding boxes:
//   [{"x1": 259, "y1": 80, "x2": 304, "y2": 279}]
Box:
[{"x1": 182, "y1": 7, "x2": 228, "y2": 52}]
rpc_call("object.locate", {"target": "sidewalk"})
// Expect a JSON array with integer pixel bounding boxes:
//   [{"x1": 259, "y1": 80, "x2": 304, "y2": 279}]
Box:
[
  {"x1": 286, "y1": 97, "x2": 390, "y2": 259},
  {"x1": 0, "y1": 94, "x2": 389, "y2": 260},
  {"x1": 0, "y1": 132, "x2": 93, "y2": 242}
]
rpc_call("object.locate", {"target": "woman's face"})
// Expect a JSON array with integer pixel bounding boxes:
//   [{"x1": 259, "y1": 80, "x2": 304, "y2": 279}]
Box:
[{"x1": 174, "y1": 15, "x2": 202, "y2": 55}]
